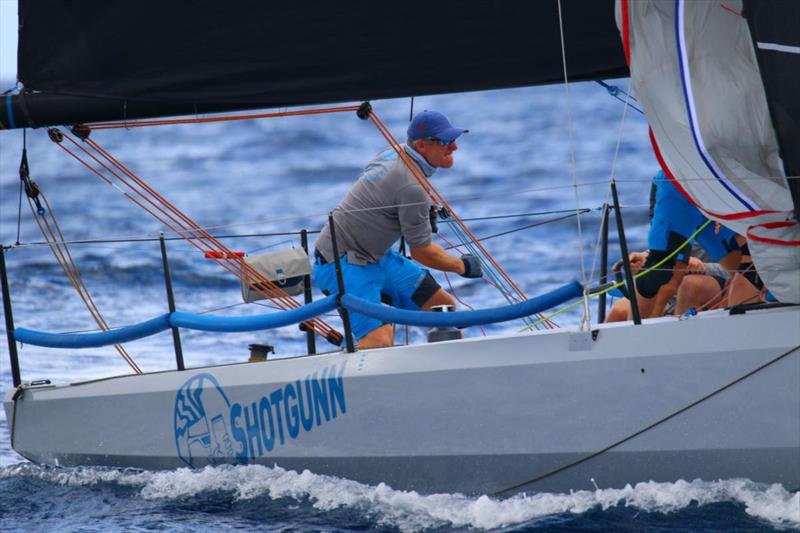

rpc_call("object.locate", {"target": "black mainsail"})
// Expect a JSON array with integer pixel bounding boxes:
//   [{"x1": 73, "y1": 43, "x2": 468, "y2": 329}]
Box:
[{"x1": 3, "y1": 0, "x2": 626, "y2": 129}]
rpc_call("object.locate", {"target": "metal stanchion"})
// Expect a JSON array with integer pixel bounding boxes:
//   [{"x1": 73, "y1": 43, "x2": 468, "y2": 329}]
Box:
[
  {"x1": 328, "y1": 212, "x2": 355, "y2": 353},
  {"x1": 598, "y1": 203, "x2": 610, "y2": 324},
  {"x1": 610, "y1": 183, "x2": 641, "y2": 324},
  {"x1": 159, "y1": 233, "x2": 185, "y2": 370},
  {"x1": 1, "y1": 246, "x2": 21, "y2": 387},
  {"x1": 300, "y1": 229, "x2": 316, "y2": 355}
]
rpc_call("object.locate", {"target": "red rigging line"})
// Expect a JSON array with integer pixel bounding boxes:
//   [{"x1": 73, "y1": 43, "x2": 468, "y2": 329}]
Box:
[
  {"x1": 80, "y1": 105, "x2": 362, "y2": 131},
  {"x1": 50, "y1": 128, "x2": 342, "y2": 345},
  {"x1": 54, "y1": 102, "x2": 550, "y2": 336},
  {"x1": 364, "y1": 111, "x2": 556, "y2": 327}
]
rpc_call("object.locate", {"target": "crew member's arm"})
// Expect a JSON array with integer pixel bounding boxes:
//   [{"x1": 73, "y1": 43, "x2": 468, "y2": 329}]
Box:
[
  {"x1": 398, "y1": 185, "x2": 481, "y2": 278},
  {"x1": 411, "y1": 242, "x2": 482, "y2": 278},
  {"x1": 410, "y1": 242, "x2": 465, "y2": 273}
]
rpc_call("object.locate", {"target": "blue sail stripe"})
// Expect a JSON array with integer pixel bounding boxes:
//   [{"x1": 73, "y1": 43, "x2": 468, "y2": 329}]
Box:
[{"x1": 674, "y1": 0, "x2": 756, "y2": 212}]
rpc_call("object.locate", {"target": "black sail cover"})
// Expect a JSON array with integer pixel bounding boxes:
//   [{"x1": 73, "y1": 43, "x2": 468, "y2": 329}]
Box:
[{"x1": 8, "y1": 0, "x2": 626, "y2": 127}]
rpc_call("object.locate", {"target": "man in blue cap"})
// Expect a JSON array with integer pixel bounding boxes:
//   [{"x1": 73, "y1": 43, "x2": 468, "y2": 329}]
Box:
[{"x1": 314, "y1": 110, "x2": 482, "y2": 349}]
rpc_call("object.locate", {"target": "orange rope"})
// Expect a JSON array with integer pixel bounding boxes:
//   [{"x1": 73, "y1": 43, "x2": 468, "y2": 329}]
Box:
[
  {"x1": 441, "y1": 270, "x2": 487, "y2": 337},
  {"x1": 52, "y1": 101, "x2": 555, "y2": 339},
  {"x1": 366, "y1": 111, "x2": 556, "y2": 328},
  {"x1": 82, "y1": 105, "x2": 362, "y2": 131},
  {"x1": 51, "y1": 129, "x2": 342, "y2": 344},
  {"x1": 368, "y1": 112, "x2": 530, "y2": 297}
]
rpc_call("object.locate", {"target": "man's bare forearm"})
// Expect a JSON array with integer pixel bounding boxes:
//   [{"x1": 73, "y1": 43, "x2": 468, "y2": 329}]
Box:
[{"x1": 410, "y1": 242, "x2": 465, "y2": 274}]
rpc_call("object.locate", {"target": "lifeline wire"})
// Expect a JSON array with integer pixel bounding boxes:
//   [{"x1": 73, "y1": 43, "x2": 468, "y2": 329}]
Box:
[
  {"x1": 50, "y1": 128, "x2": 342, "y2": 345},
  {"x1": 27, "y1": 189, "x2": 142, "y2": 373},
  {"x1": 64, "y1": 102, "x2": 584, "y2": 330},
  {"x1": 367, "y1": 111, "x2": 550, "y2": 327},
  {"x1": 518, "y1": 219, "x2": 713, "y2": 331}
]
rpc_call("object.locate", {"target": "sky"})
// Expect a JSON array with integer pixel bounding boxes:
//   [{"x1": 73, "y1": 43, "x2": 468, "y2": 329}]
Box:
[{"x1": 0, "y1": 0, "x2": 17, "y2": 82}]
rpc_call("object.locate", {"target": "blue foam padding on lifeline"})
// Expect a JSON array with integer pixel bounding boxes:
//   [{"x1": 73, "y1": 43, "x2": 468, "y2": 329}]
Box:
[
  {"x1": 170, "y1": 295, "x2": 337, "y2": 332},
  {"x1": 15, "y1": 314, "x2": 172, "y2": 349},
  {"x1": 13, "y1": 296, "x2": 338, "y2": 348},
  {"x1": 341, "y1": 280, "x2": 583, "y2": 328}
]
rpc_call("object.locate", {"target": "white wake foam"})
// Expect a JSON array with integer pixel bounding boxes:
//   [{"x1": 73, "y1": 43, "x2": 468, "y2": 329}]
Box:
[{"x1": 2, "y1": 463, "x2": 798, "y2": 531}]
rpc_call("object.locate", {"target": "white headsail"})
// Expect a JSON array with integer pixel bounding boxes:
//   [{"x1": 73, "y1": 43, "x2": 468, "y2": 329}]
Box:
[{"x1": 617, "y1": 0, "x2": 799, "y2": 302}]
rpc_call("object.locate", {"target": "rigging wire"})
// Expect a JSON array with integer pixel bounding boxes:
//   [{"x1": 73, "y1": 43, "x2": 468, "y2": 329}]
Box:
[
  {"x1": 518, "y1": 220, "x2": 714, "y2": 331},
  {"x1": 556, "y1": 0, "x2": 587, "y2": 286},
  {"x1": 80, "y1": 105, "x2": 362, "y2": 131},
  {"x1": 494, "y1": 343, "x2": 800, "y2": 495},
  {"x1": 27, "y1": 190, "x2": 143, "y2": 374},
  {"x1": 587, "y1": 79, "x2": 635, "y2": 289},
  {"x1": 442, "y1": 209, "x2": 592, "y2": 250},
  {"x1": 441, "y1": 271, "x2": 487, "y2": 337},
  {"x1": 45, "y1": 101, "x2": 655, "y2": 333},
  {"x1": 608, "y1": 83, "x2": 633, "y2": 189},
  {"x1": 48, "y1": 128, "x2": 343, "y2": 345},
  {"x1": 366, "y1": 110, "x2": 552, "y2": 328},
  {"x1": 595, "y1": 80, "x2": 644, "y2": 115},
  {"x1": 15, "y1": 129, "x2": 25, "y2": 246},
  {"x1": 15, "y1": 130, "x2": 142, "y2": 372}
]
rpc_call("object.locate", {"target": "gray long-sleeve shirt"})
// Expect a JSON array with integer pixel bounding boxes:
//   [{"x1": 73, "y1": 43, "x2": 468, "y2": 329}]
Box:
[{"x1": 315, "y1": 144, "x2": 435, "y2": 265}]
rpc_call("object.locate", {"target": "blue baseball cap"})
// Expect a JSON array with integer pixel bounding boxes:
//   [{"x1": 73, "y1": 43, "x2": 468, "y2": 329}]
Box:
[{"x1": 407, "y1": 110, "x2": 469, "y2": 142}]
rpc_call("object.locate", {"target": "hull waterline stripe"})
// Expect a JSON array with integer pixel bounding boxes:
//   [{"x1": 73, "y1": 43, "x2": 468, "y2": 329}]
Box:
[{"x1": 675, "y1": 0, "x2": 757, "y2": 212}]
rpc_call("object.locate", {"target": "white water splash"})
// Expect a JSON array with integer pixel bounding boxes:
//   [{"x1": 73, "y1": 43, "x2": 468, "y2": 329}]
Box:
[{"x1": 2, "y1": 463, "x2": 798, "y2": 531}]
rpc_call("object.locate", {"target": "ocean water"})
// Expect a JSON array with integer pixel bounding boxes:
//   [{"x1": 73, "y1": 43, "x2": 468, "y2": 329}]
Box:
[{"x1": 0, "y1": 82, "x2": 797, "y2": 531}]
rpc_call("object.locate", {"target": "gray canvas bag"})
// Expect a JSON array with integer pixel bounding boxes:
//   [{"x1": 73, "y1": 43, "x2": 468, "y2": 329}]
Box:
[{"x1": 241, "y1": 247, "x2": 311, "y2": 302}]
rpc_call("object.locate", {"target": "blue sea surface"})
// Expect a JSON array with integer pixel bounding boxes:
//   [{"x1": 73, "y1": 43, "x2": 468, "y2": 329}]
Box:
[{"x1": 0, "y1": 82, "x2": 797, "y2": 531}]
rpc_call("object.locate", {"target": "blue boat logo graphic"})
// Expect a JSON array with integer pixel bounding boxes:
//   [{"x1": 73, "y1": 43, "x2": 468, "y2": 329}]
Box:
[{"x1": 173, "y1": 373, "x2": 234, "y2": 467}]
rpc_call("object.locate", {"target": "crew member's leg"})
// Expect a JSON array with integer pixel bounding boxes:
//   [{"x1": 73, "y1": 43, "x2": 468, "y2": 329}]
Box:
[
  {"x1": 382, "y1": 249, "x2": 452, "y2": 311},
  {"x1": 358, "y1": 324, "x2": 395, "y2": 349},
  {"x1": 606, "y1": 298, "x2": 631, "y2": 322},
  {"x1": 634, "y1": 174, "x2": 695, "y2": 319},
  {"x1": 728, "y1": 240, "x2": 764, "y2": 307},
  {"x1": 313, "y1": 257, "x2": 394, "y2": 349},
  {"x1": 633, "y1": 248, "x2": 687, "y2": 319},
  {"x1": 675, "y1": 273, "x2": 727, "y2": 315},
  {"x1": 695, "y1": 223, "x2": 741, "y2": 271},
  {"x1": 420, "y1": 289, "x2": 456, "y2": 310}
]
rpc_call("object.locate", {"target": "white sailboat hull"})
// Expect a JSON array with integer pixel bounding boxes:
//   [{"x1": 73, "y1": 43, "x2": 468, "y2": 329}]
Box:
[{"x1": 5, "y1": 306, "x2": 799, "y2": 495}]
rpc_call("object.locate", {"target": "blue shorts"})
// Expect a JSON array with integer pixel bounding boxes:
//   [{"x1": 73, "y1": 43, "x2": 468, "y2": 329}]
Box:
[
  {"x1": 313, "y1": 249, "x2": 431, "y2": 340},
  {"x1": 649, "y1": 171, "x2": 739, "y2": 262}
]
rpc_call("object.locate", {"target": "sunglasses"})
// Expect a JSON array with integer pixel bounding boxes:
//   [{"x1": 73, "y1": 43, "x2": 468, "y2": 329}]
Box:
[{"x1": 427, "y1": 137, "x2": 457, "y2": 147}]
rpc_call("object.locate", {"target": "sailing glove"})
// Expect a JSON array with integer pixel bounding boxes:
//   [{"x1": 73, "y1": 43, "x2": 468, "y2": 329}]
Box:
[{"x1": 460, "y1": 254, "x2": 482, "y2": 278}]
